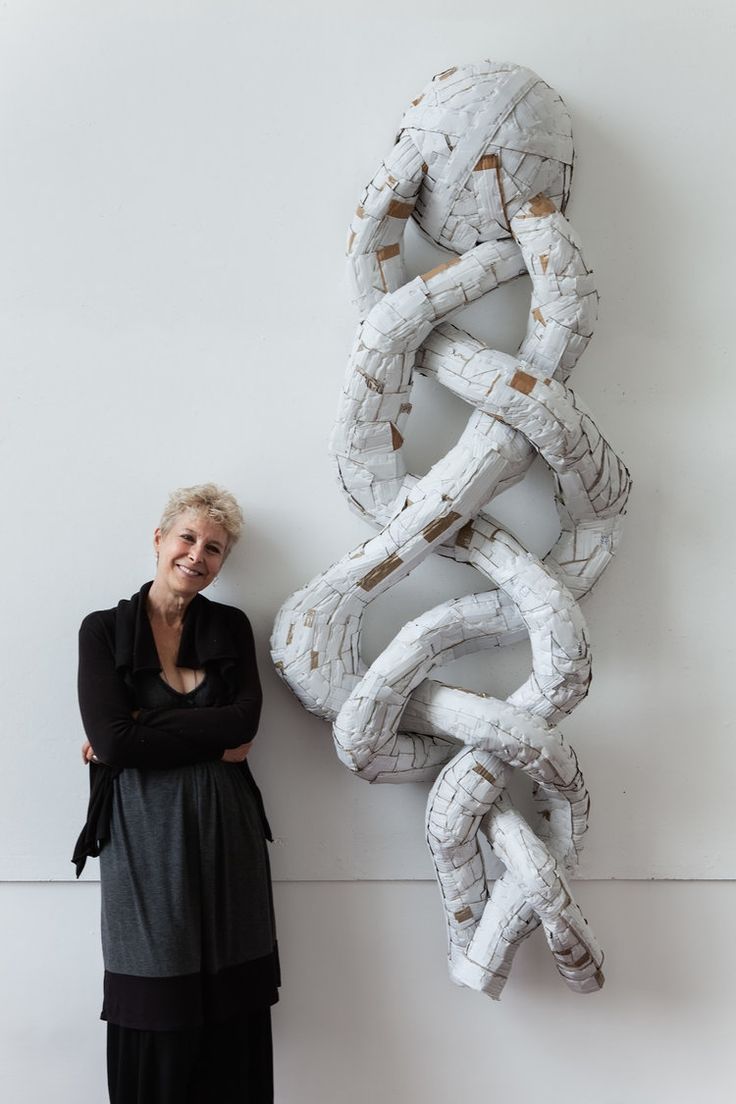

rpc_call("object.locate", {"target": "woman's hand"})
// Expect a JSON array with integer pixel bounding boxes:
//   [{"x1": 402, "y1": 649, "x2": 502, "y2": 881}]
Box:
[
  {"x1": 221, "y1": 742, "x2": 252, "y2": 763},
  {"x1": 80, "y1": 707, "x2": 139, "y2": 764},
  {"x1": 81, "y1": 741, "x2": 100, "y2": 765},
  {"x1": 83, "y1": 733, "x2": 251, "y2": 765}
]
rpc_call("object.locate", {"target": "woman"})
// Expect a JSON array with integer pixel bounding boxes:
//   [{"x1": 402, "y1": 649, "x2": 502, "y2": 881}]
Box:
[{"x1": 73, "y1": 484, "x2": 279, "y2": 1104}]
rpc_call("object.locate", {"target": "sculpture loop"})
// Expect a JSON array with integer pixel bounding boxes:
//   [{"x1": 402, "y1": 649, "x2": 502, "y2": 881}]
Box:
[{"x1": 272, "y1": 61, "x2": 631, "y2": 998}]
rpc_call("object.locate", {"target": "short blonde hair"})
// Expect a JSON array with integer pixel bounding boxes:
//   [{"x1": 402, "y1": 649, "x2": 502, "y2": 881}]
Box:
[{"x1": 159, "y1": 483, "x2": 244, "y2": 550}]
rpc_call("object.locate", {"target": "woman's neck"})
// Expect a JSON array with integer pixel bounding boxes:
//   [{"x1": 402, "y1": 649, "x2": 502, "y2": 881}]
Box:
[{"x1": 147, "y1": 579, "x2": 193, "y2": 627}]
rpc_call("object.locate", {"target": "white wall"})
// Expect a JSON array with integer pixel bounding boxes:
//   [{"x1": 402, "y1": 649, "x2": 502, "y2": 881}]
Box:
[{"x1": 1, "y1": 0, "x2": 733, "y2": 1099}]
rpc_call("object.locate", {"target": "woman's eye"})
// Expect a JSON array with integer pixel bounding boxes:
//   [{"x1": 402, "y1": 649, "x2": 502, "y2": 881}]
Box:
[
  {"x1": 182, "y1": 533, "x2": 195, "y2": 542},
  {"x1": 207, "y1": 546, "x2": 222, "y2": 555}
]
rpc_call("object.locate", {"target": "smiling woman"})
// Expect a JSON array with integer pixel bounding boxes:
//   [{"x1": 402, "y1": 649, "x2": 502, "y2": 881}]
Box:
[
  {"x1": 150, "y1": 510, "x2": 229, "y2": 693},
  {"x1": 73, "y1": 484, "x2": 279, "y2": 1104}
]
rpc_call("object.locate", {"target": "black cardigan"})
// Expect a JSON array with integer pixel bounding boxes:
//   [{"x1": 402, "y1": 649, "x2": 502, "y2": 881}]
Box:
[{"x1": 72, "y1": 582, "x2": 270, "y2": 875}]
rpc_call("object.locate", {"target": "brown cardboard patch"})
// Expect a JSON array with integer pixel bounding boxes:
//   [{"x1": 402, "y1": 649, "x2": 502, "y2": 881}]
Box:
[
  {"x1": 310, "y1": 651, "x2": 319, "y2": 670},
  {"x1": 390, "y1": 423, "x2": 404, "y2": 450},
  {"x1": 422, "y1": 510, "x2": 461, "y2": 543},
  {"x1": 455, "y1": 521, "x2": 474, "y2": 549},
  {"x1": 472, "y1": 762, "x2": 497, "y2": 784},
  {"x1": 529, "y1": 193, "x2": 556, "y2": 216},
  {"x1": 540, "y1": 253, "x2": 549, "y2": 273},
  {"x1": 474, "y1": 153, "x2": 499, "y2": 172},
  {"x1": 359, "y1": 552, "x2": 404, "y2": 591},
  {"x1": 357, "y1": 369, "x2": 384, "y2": 393},
  {"x1": 376, "y1": 243, "x2": 400, "y2": 262},
  {"x1": 510, "y1": 369, "x2": 537, "y2": 395},
  {"x1": 388, "y1": 199, "x2": 414, "y2": 219},
  {"x1": 421, "y1": 256, "x2": 461, "y2": 281},
  {"x1": 454, "y1": 906, "x2": 474, "y2": 923},
  {"x1": 532, "y1": 307, "x2": 546, "y2": 327}
]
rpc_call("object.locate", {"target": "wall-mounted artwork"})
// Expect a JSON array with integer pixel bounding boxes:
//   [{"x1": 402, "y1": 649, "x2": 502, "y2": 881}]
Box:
[{"x1": 272, "y1": 61, "x2": 631, "y2": 998}]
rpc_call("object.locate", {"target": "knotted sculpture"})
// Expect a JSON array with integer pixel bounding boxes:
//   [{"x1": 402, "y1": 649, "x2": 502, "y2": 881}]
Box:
[{"x1": 272, "y1": 61, "x2": 631, "y2": 998}]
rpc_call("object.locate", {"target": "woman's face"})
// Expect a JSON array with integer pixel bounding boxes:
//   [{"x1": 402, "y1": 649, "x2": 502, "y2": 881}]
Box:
[{"x1": 153, "y1": 509, "x2": 228, "y2": 596}]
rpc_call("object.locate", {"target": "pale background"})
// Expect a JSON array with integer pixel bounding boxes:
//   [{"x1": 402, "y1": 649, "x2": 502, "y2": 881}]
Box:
[{"x1": 1, "y1": 0, "x2": 733, "y2": 1099}]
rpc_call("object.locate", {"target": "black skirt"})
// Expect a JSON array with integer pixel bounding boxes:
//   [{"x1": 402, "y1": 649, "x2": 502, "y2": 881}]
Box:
[{"x1": 107, "y1": 1007, "x2": 273, "y2": 1104}]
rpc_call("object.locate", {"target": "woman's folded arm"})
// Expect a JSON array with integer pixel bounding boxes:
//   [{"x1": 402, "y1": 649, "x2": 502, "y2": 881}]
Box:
[
  {"x1": 78, "y1": 613, "x2": 236, "y2": 769},
  {"x1": 137, "y1": 612, "x2": 263, "y2": 749}
]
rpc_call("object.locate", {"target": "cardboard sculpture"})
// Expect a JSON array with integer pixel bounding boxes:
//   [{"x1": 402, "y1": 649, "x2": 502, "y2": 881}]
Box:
[{"x1": 272, "y1": 61, "x2": 631, "y2": 998}]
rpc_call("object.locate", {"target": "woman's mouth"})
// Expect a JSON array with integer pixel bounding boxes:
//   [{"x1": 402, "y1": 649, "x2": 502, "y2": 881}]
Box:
[{"x1": 176, "y1": 563, "x2": 202, "y2": 578}]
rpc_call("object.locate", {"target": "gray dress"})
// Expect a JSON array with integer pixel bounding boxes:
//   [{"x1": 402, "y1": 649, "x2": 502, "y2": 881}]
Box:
[{"x1": 87, "y1": 632, "x2": 279, "y2": 1029}]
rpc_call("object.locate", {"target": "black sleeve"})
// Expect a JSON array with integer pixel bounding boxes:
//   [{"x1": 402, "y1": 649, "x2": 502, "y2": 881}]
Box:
[{"x1": 77, "y1": 610, "x2": 262, "y2": 770}]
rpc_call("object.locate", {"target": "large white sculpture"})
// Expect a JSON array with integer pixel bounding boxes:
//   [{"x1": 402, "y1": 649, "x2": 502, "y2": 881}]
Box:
[{"x1": 272, "y1": 61, "x2": 631, "y2": 998}]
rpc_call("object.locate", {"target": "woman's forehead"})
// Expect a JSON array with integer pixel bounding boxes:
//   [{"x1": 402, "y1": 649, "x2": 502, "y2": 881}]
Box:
[{"x1": 173, "y1": 509, "x2": 228, "y2": 541}]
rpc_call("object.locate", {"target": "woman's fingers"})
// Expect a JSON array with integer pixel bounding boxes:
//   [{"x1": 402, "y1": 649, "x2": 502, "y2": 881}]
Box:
[{"x1": 221, "y1": 743, "x2": 252, "y2": 764}]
